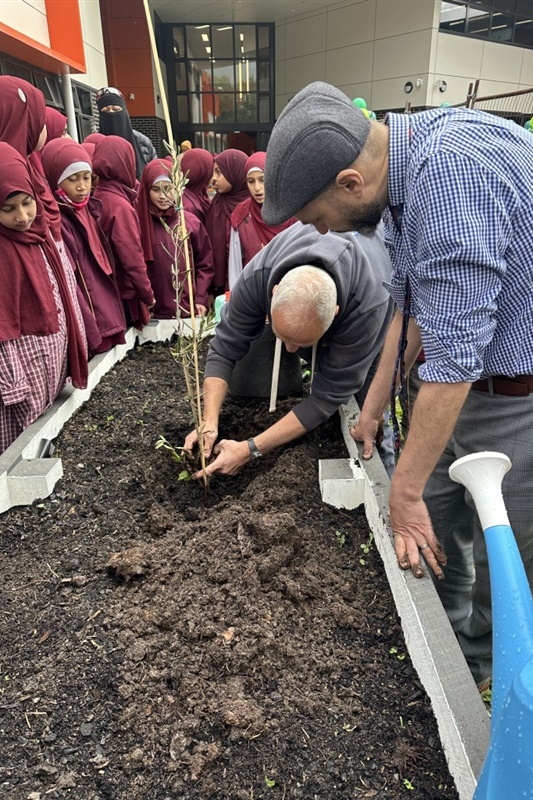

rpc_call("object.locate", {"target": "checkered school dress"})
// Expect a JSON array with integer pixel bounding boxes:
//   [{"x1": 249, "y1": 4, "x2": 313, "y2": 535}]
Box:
[{"x1": 0, "y1": 246, "x2": 68, "y2": 453}]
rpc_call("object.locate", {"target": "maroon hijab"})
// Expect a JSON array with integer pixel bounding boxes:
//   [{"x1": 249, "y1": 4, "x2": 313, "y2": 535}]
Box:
[
  {"x1": 84, "y1": 132, "x2": 105, "y2": 146},
  {"x1": 0, "y1": 76, "x2": 62, "y2": 239},
  {"x1": 41, "y1": 138, "x2": 111, "y2": 274},
  {"x1": 30, "y1": 107, "x2": 68, "y2": 173},
  {"x1": 181, "y1": 148, "x2": 214, "y2": 216},
  {"x1": 45, "y1": 107, "x2": 68, "y2": 141},
  {"x1": 231, "y1": 151, "x2": 296, "y2": 243},
  {"x1": 92, "y1": 135, "x2": 137, "y2": 203},
  {"x1": 0, "y1": 142, "x2": 87, "y2": 387},
  {"x1": 205, "y1": 148, "x2": 248, "y2": 287},
  {"x1": 137, "y1": 159, "x2": 177, "y2": 262}
]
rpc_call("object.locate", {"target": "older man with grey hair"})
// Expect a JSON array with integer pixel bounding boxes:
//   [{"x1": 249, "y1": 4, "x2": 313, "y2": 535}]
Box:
[{"x1": 184, "y1": 221, "x2": 393, "y2": 477}]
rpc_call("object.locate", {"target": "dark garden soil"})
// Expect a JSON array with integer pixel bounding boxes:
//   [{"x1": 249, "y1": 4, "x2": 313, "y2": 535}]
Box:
[{"x1": 0, "y1": 341, "x2": 459, "y2": 800}]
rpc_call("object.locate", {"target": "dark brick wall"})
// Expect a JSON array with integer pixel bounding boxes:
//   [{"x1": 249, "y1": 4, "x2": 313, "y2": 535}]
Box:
[{"x1": 131, "y1": 116, "x2": 168, "y2": 158}]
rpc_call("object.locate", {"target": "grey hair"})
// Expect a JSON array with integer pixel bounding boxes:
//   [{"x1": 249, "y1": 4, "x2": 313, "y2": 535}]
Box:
[{"x1": 271, "y1": 265, "x2": 337, "y2": 330}]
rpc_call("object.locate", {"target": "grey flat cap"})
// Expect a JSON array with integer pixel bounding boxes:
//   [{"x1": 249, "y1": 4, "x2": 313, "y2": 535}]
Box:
[{"x1": 262, "y1": 81, "x2": 371, "y2": 225}]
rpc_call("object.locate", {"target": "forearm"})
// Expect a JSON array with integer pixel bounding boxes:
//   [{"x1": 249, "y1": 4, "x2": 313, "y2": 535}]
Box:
[
  {"x1": 391, "y1": 381, "x2": 471, "y2": 499},
  {"x1": 254, "y1": 410, "x2": 307, "y2": 454},
  {"x1": 202, "y1": 376, "x2": 229, "y2": 428},
  {"x1": 362, "y1": 312, "x2": 422, "y2": 418}
]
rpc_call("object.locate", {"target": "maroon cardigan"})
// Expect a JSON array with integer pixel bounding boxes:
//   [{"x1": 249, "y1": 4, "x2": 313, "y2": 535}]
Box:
[
  {"x1": 93, "y1": 183, "x2": 155, "y2": 328},
  {"x1": 58, "y1": 197, "x2": 126, "y2": 356},
  {"x1": 147, "y1": 210, "x2": 214, "y2": 318}
]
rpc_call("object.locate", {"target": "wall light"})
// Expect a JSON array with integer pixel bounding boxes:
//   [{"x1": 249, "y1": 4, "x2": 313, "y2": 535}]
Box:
[
  {"x1": 404, "y1": 81, "x2": 413, "y2": 94},
  {"x1": 437, "y1": 80, "x2": 448, "y2": 93}
]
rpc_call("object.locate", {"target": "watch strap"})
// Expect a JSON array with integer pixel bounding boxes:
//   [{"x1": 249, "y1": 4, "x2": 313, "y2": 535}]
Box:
[{"x1": 247, "y1": 438, "x2": 262, "y2": 459}]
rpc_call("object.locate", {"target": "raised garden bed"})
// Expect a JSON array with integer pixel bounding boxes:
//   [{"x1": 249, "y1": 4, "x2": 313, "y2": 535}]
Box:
[{"x1": 0, "y1": 341, "x2": 461, "y2": 799}]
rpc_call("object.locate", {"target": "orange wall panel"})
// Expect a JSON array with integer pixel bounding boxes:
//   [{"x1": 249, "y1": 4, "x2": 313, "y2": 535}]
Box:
[
  {"x1": 44, "y1": 0, "x2": 85, "y2": 70},
  {"x1": 99, "y1": 0, "x2": 155, "y2": 116}
]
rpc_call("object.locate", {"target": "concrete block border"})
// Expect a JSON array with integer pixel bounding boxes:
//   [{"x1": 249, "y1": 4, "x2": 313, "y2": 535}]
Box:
[
  {"x1": 338, "y1": 399, "x2": 490, "y2": 800},
  {"x1": 0, "y1": 319, "x2": 191, "y2": 514}
]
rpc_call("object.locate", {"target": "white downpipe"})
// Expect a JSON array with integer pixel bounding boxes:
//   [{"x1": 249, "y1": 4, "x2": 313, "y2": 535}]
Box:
[{"x1": 61, "y1": 73, "x2": 78, "y2": 142}]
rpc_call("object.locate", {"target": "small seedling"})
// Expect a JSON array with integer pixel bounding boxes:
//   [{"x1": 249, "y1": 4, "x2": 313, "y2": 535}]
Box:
[
  {"x1": 334, "y1": 530, "x2": 346, "y2": 547},
  {"x1": 403, "y1": 778, "x2": 414, "y2": 790},
  {"x1": 389, "y1": 646, "x2": 406, "y2": 661},
  {"x1": 264, "y1": 775, "x2": 276, "y2": 788},
  {"x1": 155, "y1": 435, "x2": 192, "y2": 481}
]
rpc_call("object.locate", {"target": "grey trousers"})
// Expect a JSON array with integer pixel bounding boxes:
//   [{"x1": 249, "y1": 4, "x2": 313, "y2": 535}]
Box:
[{"x1": 424, "y1": 386, "x2": 533, "y2": 684}]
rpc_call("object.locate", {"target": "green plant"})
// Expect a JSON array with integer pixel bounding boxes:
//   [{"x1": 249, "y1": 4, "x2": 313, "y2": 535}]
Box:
[
  {"x1": 389, "y1": 646, "x2": 406, "y2": 661},
  {"x1": 334, "y1": 529, "x2": 346, "y2": 547},
  {"x1": 264, "y1": 774, "x2": 276, "y2": 788},
  {"x1": 155, "y1": 435, "x2": 192, "y2": 481},
  {"x1": 359, "y1": 531, "x2": 374, "y2": 564},
  {"x1": 403, "y1": 777, "x2": 414, "y2": 790}
]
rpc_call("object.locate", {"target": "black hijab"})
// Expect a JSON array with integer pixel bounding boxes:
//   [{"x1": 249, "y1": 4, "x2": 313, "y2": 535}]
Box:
[{"x1": 96, "y1": 89, "x2": 145, "y2": 179}]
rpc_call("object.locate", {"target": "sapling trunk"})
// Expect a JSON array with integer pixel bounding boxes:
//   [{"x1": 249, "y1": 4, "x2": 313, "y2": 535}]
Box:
[{"x1": 163, "y1": 146, "x2": 213, "y2": 489}]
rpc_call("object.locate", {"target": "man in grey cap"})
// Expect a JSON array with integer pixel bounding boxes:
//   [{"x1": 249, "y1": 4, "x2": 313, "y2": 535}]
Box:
[{"x1": 262, "y1": 80, "x2": 533, "y2": 691}]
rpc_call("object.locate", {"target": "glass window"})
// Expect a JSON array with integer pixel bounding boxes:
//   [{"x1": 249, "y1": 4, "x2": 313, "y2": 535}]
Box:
[
  {"x1": 259, "y1": 95, "x2": 271, "y2": 123},
  {"x1": 187, "y1": 26, "x2": 212, "y2": 59},
  {"x1": 516, "y1": 0, "x2": 532, "y2": 14},
  {"x1": 439, "y1": 0, "x2": 532, "y2": 47},
  {"x1": 212, "y1": 26, "x2": 234, "y2": 58},
  {"x1": 213, "y1": 61, "x2": 235, "y2": 92},
  {"x1": 493, "y1": 0, "x2": 516, "y2": 11},
  {"x1": 35, "y1": 72, "x2": 63, "y2": 106},
  {"x1": 187, "y1": 61, "x2": 213, "y2": 93},
  {"x1": 177, "y1": 94, "x2": 189, "y2": 123},
  {"x1": 514, "y1": 16, "x2": 533, "y2": 45},
  {"x1": 467, "y1": 5, "x2": 492, "y2": 35},
  {"x1": 175, "y1": 62, "x2": 188, "y2": 92},
  {"x1": 236, "y1": 60, "x2": 256, "y2": 93},
  {"x1": 440, "y1": 1, "x2": 467, "y2": 33},
  {"x1": 236, "y1": 94, "x2": 257, "y2": 123},
  {"x1": 258, "y1": 61, "x2": 270, "y2": 92},
  {"x1": 235, "y1": 25, "x2": 256, "y2": 58},
  {"x1": 215, "y1": 94, "x2": 236, "y2": 123},
  {"x1": 75, "y1": 86, "x2": 93, "y2": 117},
  {"x1": 173, "y1": 27, "x2": 185, "y2": 58},
  {"x1": 3, "y1": 59, "x2": 33, "y2": 82},
  {"x1": 192, "y1": 94, "x2": 216, "y2": 124},
  {"x1": 258, "y1": 26, "x2": 270, "y2": 58},
  {"x1": 77, "y1": 115, "x2": 93, "y2": 142},
  {"x1": 490, "y1": 11, "x2": 514, "y2": 40}
]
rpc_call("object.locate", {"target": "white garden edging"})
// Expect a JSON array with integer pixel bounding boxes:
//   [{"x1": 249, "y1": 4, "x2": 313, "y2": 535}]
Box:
[
  {"x1": 0, "y1": 319, "x2": 192, "y2": 515},
  {"x1": 334, "y1": 399, "x2": 491, "y2": 800}
]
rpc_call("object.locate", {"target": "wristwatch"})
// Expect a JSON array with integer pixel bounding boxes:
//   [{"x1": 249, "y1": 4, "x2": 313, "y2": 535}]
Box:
[{"x1": 247, "y1": 438, "x2": 262, "y2": 459}]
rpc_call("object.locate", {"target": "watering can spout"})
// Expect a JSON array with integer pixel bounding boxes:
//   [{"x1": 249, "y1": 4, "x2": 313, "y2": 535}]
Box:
[{"x1": 449, "y1": 452, "x2": 533, "y2": 799}]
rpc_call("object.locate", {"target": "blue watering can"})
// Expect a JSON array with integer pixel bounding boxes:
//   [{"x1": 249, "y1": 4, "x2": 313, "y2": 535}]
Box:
[{"x1": 449, "y1": 452, "x2": 533, "y2": 800}]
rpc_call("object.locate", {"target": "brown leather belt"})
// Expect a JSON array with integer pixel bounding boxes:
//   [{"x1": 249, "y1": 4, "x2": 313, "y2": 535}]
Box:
[{"x1": 472, "y1": 375, "x2": 533, "y2": 397}]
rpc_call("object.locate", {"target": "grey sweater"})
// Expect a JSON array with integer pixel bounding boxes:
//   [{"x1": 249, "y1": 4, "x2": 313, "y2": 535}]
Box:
[{"x1": 205, "y1": 223, "x2": 393, "y2": 431}]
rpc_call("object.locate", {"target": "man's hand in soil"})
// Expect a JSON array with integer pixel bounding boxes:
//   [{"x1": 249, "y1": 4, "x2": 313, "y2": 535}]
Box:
[
  {"x1": 193, "y1": 439, "x2": 250, "y2": 478},
  {"x1": 183, "y1": 426, "x2": 218, "y2": 460}
]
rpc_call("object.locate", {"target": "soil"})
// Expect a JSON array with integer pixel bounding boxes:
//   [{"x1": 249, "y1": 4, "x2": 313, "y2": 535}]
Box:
[{"x1": 0, "y1": 341, "x2": 459, "y2": 800}]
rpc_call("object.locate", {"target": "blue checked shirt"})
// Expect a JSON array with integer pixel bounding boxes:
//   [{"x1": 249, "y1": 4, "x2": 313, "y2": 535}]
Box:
[{"x1": 384, "y1": 108, "x2": 533, "y2": 383}]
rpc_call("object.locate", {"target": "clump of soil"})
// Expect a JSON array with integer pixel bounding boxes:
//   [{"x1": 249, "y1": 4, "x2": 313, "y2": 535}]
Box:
[{"x1": 0, "y1": 341, "x2": 459, "y2": 800}]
